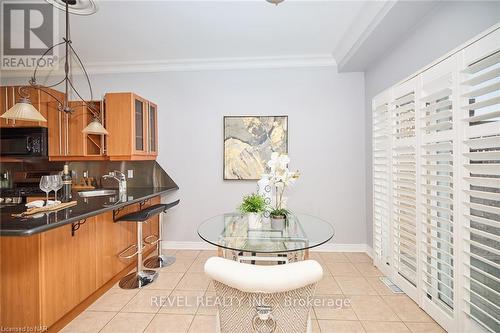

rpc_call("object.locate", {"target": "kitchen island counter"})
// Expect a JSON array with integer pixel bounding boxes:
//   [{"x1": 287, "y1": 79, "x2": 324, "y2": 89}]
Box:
[
  {"x1": 0, "y1": 186, "x2": 177, "y2": 236},
  {"x1": 1, "y1": 186, "x2": 178, "y2": 331}
]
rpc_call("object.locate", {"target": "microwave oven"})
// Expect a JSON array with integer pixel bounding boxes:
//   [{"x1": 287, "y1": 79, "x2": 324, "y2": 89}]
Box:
[{"x1": 0, "y1": 127, "x2": 48, "y2": 157}]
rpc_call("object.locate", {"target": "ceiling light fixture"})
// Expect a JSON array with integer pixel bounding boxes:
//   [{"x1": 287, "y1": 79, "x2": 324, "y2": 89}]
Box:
[
  {"x1": 82, "y1": 118, "x2": 109, "y2": 135},
  {"x1": 1, "y1": 0, "x2": 107, "y2": 136},
  {"x1": 1, "y1": 88, "x2": 47, "y2": 122},
  {"x1": 266, "y1": 0, "x2": 285, "y2": 5}
]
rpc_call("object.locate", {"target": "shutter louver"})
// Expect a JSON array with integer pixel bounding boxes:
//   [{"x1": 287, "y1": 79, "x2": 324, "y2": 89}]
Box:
[
  {"x1": 420, "y1": 70, "x2": 456, "y2": 317},
  {"x1": 373, "y1": 96, "x2": 391, "y2": 267},
  {"x1": 461, "y1": 47, "x2": 500, "y2": 333},
  {"x1": 392, "y1": 90, "x2": 418, "y2": 286},
  {"x1": 372, "y1": 27, "x2": 500, "y2": 333}
]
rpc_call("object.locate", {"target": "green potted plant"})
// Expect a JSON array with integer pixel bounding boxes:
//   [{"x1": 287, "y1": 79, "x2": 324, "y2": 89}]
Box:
[{"x1": 239, "y1": 193, "x2": 266, "y2": 229}]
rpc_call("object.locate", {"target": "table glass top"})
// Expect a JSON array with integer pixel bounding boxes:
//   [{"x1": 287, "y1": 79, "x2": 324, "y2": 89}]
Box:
[{"x1": 197, "y1": 212, "x2": 334, "y2": 253}]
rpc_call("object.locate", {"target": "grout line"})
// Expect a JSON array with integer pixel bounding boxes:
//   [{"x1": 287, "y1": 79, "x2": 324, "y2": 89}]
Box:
[
  {"x1": 139, "y1": 312, "x2": 157, "y2": 333},
  {"x1": 401, "y1": 321, "x2": 414, "y2": 333},
  {"x1": 346, "y1": 293, "x2": 363, "y2": 325},
  {"x1": 141, "y1": 250, "x2": 207, "y2": 333},
  {"x1": 187, "y1": 314, "x2": 216, "y2": 332},
  {"x1": 312, "y1": 307, "x2": 322, "y2": 333},
  {"x1": 185, "y1": 314, "x2": 197, "y2": 333},
  {"x1": 115, "y1": 289, "x2": 144, "y2": 313},
  {"x1": 96, "y1": 311, "x2": 121, "y2": 333},
  {"x1": 99, "y1": 250, "x2": 208, "y2": 332},
  {"x1": 91, "y1": 288, "x2": 140, "y2": 333},
  {"x1": 87, "y1": 252, "x2": 440, "y2": 332},
  {"x1": 379, "y1": 293, "x2": 406, "y2": 322},
  {"x1": 185, "y1": 250, "x2": 206, "y2": 333}
]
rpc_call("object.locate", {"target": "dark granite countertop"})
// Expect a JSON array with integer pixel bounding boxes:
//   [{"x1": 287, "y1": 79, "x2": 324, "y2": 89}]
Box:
[{"x1": 0, "y1": 187, "x2": 178, "y2": 236}]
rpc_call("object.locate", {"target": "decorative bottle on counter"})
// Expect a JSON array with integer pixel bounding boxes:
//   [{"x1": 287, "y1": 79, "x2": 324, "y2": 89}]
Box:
[{"x1": 62, "y1": 164, "x2": 72, "y2": 201}]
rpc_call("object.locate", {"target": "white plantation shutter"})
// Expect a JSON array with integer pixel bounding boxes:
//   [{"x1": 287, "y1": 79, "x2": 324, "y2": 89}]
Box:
[
  {"x1": 372, "y1": 92, "x2": 392, "y2": 273},
  {"x1": 419, "y1": 56, "x2": 459, "y2": 330},
  {"x1": 392, "y1": 81, "x2": 419, "y2": 292},
  {"x1": 460, "y1": 30, "x2": 500, "y2": 333},
  {"x1": 371, "y1": 26, "x2": 500, "y2": 333}
]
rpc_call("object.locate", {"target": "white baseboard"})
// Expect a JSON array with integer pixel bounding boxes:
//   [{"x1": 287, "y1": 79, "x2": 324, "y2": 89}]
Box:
[
  {"x1": 162, "y1": 241, "x2": 371, "y2": 253},
  {"x1": 365, "y1": 246, "x2": 374, "y2": 259},
  {"x1": 310, "y1": 243, "x2": 371, "y2": 253}
]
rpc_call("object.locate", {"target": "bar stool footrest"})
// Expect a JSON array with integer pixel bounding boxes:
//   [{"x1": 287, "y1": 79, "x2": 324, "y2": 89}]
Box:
[
  {"x1": 118, "y1": 244, "x2": 146, "y2": 260},
  {"x1": 144, "y1": 235, "x2": 160, "y2": 245}
]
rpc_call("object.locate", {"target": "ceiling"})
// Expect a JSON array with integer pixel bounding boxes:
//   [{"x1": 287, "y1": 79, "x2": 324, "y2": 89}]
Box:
[
  {"x1": 69, "y1": 1, "x2": 366, "y2": 62},
  {"x1": 338, "y1": 0, "x2": 440, "y2": 72},
  {"x1": 3, "y1": 0, "x2": 441, "y2": 76}
]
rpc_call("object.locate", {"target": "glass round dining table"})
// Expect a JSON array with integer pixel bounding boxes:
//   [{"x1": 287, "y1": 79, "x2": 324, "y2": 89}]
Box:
[{"x1": 197, "y1": 212, "x2": 334, "y2": 263}]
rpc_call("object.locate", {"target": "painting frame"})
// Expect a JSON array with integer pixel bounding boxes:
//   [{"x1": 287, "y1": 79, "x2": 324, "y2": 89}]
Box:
[{"x1": 223, "y1": 115, "x2": 289, "y2": 181}]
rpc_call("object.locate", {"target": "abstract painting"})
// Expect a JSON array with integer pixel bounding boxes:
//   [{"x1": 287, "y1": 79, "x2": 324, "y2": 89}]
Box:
[{"x1": 224, "y1": 116, "x2": 288, "y2": 180}]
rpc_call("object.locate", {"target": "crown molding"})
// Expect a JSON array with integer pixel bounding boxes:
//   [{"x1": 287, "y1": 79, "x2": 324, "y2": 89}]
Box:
[
  {"x1": 0, "y1": 54, "x2": 337, "y2": 78},
  {"x1": 334, "y1": 1, "x2": 396, "y2": 72}
]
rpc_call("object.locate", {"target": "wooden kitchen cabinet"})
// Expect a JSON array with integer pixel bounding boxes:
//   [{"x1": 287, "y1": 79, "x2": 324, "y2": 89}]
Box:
[
  {"x1": 31, "y1": 217, "x2": 98, "y2": 326},
  {"x1": 148, "y1": 102, "x2": 158, "y2": 156},
  {"x1": 1, "y1": 88, "x2": 159, "y2": 162},
  {"x1": 0, "y1": 85, "x2": 64, "y2": 128},
  {"x1": 48, "y1": 100, "x2": 107, "y2": 161},
  {"x1": 0, "y1": 196, "x2": 161, "y2": 329},
  {"x1": 105, "y1": 92, "x2": 158, "y2": 160},
  {"x1": 0, "y1": 85, "x2": 106, "y2": 160},
  {"x1": 0, "y1": 235, "x2": 41, "y2": 327}
]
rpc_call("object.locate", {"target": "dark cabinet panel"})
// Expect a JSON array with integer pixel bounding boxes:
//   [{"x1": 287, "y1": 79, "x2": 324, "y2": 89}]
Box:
[
  {"x1": 148, "y1": 103, "x2": 157, "y2": 154},
  {"x1": 135, "y1": 99, "x2": 144, "y2": 151}
]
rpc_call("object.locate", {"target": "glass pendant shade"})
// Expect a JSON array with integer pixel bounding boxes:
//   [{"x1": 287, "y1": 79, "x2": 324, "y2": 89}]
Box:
[
  {"x1": 266, "y1": 0, "x2": 285, "y2": 4},
  {"x1": 0, "y1": 98, "x2": 47, "y2": 122},
  {"x1": 82, "y1": 118, "x2": 108, "y2": 135}
]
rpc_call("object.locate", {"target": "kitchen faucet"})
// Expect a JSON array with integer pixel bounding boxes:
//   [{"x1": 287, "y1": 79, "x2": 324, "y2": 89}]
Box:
[{"x1": 102, "y1": 170, "x2": 127, "y2": 194}]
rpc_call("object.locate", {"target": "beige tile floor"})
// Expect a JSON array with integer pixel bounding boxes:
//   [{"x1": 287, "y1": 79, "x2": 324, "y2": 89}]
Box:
[{"x1": 61, "y1": 250, "x2": 446, "y2": 333}]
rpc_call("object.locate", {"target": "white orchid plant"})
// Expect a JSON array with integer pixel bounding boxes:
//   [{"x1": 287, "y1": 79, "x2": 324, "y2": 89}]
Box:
[{"x1": 266, "y1": 152, "x2": 300, "y2": 217}]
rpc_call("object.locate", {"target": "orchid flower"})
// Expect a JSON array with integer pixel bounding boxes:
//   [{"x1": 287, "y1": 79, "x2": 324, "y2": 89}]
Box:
[
  {"x1": 266, "y1": 153, "x2": 299, "y2": 212},
  {"x1": 267, "y1": 152, "x2": 290, "y2": 172}
]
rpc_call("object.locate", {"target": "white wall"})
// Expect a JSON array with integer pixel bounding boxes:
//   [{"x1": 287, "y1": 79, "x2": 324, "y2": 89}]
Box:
[
  {"x1": 99, "y1": 67, "x2": 366, "y2": 245},
  {"x1": 3, "y1": 67, "x2": 366, "y2": 245},
  {"x1": 364, "y1": 1, "x2": 500, "y2": 247}
]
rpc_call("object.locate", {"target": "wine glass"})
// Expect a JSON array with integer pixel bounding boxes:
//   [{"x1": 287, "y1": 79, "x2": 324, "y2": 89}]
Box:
[
  {"x1": 39, "y1": 176, "x2": 52, "y2": 206},
  {"x1": 50, "y1": 175, "x2": 63, "y2": 202}
]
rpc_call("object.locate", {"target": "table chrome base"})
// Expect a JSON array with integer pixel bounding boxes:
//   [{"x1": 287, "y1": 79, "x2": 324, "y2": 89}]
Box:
[
  {"x1": 238, "y1": 255, "x2": 289, "y2": 264},
  {"x1": 119, "y1": 270, "x2": 158, "y2": 289},
  {"x1": 144, "y1": 255, "x2": 176, "y2": 269},
  {"x1": 222, "y1": 248, "x2": 306, "y2": 265}
]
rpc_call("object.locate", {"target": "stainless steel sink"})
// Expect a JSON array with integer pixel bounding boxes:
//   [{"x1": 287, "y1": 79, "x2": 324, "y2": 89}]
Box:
[{"x1": 78, "y1": 189, "x2": 117, "y2": 198}]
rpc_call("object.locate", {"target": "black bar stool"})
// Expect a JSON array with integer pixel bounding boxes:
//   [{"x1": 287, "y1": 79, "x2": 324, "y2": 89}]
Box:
[
  {"x1": 117, "y1": 203, "x2": 168, "y2": 289},
  {"x1": 144, "y1": 199, "x2": 180, "y2": 269}
]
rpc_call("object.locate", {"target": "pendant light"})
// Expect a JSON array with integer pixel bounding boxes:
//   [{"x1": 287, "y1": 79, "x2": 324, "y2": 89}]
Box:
[
  {"x1": 0, "y1": 93, "x2": 47, "y2": 122},
  {"x1": 2, "y1": 0, "x2": 108, "y2": 136},
  {"x1": 266, "y1": 0, "x2": 285, "y2": 5},
  {"x1": 82, "y1": 118, "x2": 109, "y2": 135},
  {"x1": 82, "y1": 117, "x2": 107, "y2": 135}
]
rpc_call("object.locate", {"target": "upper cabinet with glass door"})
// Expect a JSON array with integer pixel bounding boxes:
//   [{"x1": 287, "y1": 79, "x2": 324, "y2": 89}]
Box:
[
  {"x1": 147, "y1": 102, "x2": 158, "y2": 157},
  {"x1": 105, "y1": 92, "x2": 158, "y2": 161}
]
